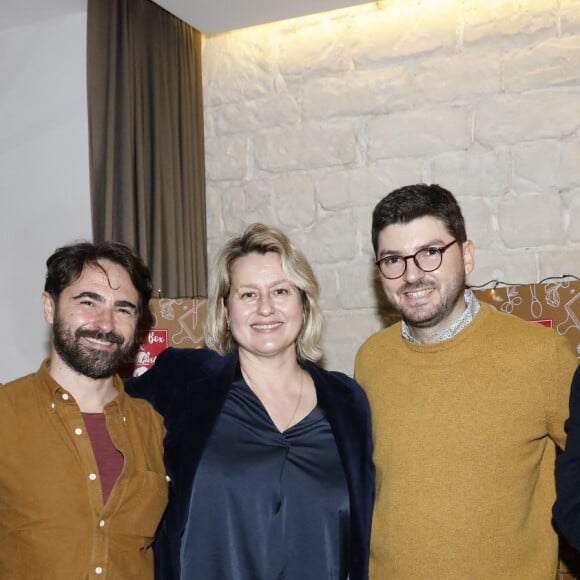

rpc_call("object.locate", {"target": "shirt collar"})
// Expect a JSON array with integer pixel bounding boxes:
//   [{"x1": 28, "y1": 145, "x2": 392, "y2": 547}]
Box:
[
  {"x1": 402, "y1": 288, "x2": 480, "y2": 344},
  {"x1": 38, "y1": 358, "x2": 128, "y2": 413}
]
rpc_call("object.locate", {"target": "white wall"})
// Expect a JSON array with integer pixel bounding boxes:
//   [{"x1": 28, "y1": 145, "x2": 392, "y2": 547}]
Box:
[
  {"x1": 0, "y1": 1, "x2": 92, "y2": 382},
  {"x1": 3, "y1": 0, "x2": 579, "y2": 380},
  {"x1": 202, "y1": 0, "x2": 580, "y2": 376}
]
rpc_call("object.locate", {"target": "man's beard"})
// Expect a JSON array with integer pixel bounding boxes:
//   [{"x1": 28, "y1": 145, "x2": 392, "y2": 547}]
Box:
[
  {"x1": 394, "y1": 273, "x2": 466, "y2": 329},
  {"x1": 52, "y1": 315, "x2": 134, "y2": 379}
]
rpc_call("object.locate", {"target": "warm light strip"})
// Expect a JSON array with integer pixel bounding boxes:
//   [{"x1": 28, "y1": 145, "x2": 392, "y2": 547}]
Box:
[{"x1": 211, "y1": 1, "x2": 389, "y2": 35}]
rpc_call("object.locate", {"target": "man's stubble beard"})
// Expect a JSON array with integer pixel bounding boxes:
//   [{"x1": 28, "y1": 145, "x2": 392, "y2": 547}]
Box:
[{"x1": 391, "y1": 272, "x2": 466, "y2": 330}]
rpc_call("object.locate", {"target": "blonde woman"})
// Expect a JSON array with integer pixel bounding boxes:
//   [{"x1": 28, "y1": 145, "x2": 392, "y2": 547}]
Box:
[{"x1": 127, "y1": 223, "x2": 374, "y2": 580}]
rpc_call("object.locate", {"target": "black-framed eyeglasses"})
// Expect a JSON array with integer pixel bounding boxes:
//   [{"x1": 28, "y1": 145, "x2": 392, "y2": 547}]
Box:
[{"x1": 375, "y1": 239, "x2": 459, "y2": 280}]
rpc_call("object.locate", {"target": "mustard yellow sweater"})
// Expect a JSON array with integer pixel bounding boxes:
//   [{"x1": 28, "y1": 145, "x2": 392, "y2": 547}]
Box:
[{"x1": 354, "y1": 303, "x2": 578, "y2": 579}]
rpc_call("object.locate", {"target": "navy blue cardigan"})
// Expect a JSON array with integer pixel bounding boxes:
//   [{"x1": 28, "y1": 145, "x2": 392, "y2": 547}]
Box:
[{"x1": 126, "y1": 347, "x2": 375, "y2": 580}]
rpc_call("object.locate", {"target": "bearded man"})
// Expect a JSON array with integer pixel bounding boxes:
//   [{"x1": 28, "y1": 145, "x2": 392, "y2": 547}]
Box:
[{"x1": 0, "y1": 242, "x2": 167, "y2": 580}]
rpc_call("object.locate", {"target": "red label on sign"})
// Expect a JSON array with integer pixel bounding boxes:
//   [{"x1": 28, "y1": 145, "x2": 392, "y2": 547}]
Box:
[
  {"x1": 119, "y1": 329, "x2": 168, "y2": 378},
  {"x1": 528, "y1": 318, "x2": 554, "y2": 328}
]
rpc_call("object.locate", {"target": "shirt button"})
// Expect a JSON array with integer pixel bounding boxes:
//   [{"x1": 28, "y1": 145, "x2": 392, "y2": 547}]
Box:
[
  {"x1": 122, "y1": 416, "x2": 127, "y2": 422},
  {"x1": 165, "y1": 475, "x2": 171, "y2": 482},
  {"x1": 89, "y1": 473, "x2": 97, "y2": 481},
  {"x1": 61, "y1": 393, "x2": 69, "y2": 401},
  {"x1": 95, "y1": 566, "x2": 103, "y2": 574},
  {"x1": 99, "y1": 519, "x2": 105, "y2": 527},
  {"x1": 74, "y1": 427, "x2": 83, "y2": 435}
]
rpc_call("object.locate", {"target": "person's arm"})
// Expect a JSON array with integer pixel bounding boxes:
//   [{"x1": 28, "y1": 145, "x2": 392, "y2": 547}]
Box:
[
  {"x1": 553, "y1": 365, "x2": 580, "y2": 550},
  {"x1": 545, "y1": 334, "x2": 579, "y2": 450}
]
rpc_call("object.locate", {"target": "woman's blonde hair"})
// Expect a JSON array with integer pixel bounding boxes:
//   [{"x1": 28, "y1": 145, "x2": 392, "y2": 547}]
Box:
[{"x1": 204, "y1": 223, "x2": 323, "y2": 362}]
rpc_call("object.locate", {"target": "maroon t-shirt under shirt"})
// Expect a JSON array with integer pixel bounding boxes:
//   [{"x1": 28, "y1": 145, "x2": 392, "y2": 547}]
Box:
[{"x1": 82, "y1": 413, "x2": 124, "y2": 503}]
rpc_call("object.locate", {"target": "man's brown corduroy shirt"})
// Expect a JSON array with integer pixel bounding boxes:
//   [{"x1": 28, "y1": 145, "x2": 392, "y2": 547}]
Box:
[{"x1": 0, "y1": 360, "x2": 168, "y2": 579}]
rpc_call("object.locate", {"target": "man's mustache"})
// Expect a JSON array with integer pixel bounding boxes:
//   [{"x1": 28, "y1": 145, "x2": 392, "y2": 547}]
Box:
[
  {"x1": 400, "y1": 281, "x2": 431, "y2": 292},
  {"x1": 75, "y1": 328, "x2": 124, "y2": 345}
]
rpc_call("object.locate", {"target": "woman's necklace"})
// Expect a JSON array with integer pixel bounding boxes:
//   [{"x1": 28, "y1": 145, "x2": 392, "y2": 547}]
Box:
[
  {"x1": 242, "y1": 368, "x2": 305, "y2": 432},
  {"x1": 283, "y1": 371, "x2": 304, "y2": 431}
]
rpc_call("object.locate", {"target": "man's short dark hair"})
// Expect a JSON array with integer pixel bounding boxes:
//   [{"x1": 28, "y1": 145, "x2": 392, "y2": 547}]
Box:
[
  {"x1": 44, "y1": 241, "x2": 153, "y2": 329},
  {"x1": 371, "y1": 183, "x2": 467, "y2": 256}
]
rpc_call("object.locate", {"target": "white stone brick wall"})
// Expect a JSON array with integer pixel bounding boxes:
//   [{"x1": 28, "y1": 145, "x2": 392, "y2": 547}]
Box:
[{"x1": 202, "y1": 0, "x2": 580, "y2": 375}]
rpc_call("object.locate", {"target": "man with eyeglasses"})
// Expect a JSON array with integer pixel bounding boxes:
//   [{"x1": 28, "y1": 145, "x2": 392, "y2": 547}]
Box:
[{"x1": 354, "y1": 183, "x2": 578, "y2": 579}]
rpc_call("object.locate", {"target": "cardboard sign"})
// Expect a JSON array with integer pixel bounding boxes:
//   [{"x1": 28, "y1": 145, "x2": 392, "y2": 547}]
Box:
[
  {"x1": 120, "y1": 297, "x2": 207, "y2": 378},
  {"x1": 474, "y1": 281, "x2": 580, "y2": 360}
]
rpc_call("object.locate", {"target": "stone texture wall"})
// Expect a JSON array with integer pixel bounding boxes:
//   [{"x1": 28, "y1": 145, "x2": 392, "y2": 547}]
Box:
[{"x1": 202, "y1": 0, "x2": 580, "y2": 375}]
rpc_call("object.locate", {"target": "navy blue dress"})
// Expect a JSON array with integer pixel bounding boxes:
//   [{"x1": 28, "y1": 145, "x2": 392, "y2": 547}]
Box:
[{"x1": 179, "y1": 375, "x2": 350, "y2": 579}]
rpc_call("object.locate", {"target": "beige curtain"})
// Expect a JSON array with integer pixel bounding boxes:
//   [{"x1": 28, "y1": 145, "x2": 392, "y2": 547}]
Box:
[{"x1": 87, "y1": 0, "x2": 207, "y2": 298}]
